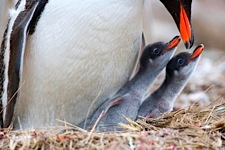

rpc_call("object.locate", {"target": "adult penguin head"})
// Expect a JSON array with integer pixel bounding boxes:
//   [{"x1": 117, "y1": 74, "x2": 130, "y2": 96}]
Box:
[{"x1": 160, "y1": 0, "x2": 194, "y2": 49}]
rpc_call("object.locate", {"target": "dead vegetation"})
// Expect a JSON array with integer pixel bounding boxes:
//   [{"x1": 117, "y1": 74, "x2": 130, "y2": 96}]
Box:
[{"x1": 0, "y1": 101, "x2": 224, "y2": 150}]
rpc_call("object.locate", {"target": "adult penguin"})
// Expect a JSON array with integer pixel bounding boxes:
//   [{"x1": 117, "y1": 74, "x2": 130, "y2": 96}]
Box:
[{"x1": 0, "y1": 0, "x2": 194, "y2": 129}]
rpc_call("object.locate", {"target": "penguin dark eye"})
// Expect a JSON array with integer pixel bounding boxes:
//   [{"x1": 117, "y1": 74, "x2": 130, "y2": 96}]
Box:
[
  {"x1": 177, "y1": 58, "x2": 184, "y2": 65},
  {"x1": 153, "y1": 48, "x2": 160, "y2": 54}
]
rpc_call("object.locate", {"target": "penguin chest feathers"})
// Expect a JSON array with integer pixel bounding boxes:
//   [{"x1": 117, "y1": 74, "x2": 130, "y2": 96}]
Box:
[{"x1": 13, "y1": 0, "x2": 144, "y2": 128}]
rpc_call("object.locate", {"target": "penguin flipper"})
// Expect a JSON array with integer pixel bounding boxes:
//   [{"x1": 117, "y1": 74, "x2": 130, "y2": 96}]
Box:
[
  {"x1": 130, "y1": 32, "x2": 146, "y2": 79},
  {"x1": 0, "y1": 1, "x2": 39, "y2": 128}
]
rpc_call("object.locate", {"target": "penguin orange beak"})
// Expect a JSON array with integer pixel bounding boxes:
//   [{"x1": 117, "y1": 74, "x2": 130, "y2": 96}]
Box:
[
  {"x1": 163, "y1": 36, "x2": 181, "y2": 54},
  {"x1": 179, "y1": 4, "x2": 194, "y2": 49},
  {"x1": 160, "y1": 0, "x2": 194, "y2": 49},
  {"x1": 188, "y1": 44, "x2": 204, "y2": 63},
  {"x1": 190, "y1": 44, "x2": 204, "y2": 60}
]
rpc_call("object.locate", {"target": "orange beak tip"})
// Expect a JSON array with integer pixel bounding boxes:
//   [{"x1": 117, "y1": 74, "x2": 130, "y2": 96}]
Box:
[
  {"x1": 168, "y1": 36, "x2": 181, "y2": 48},
  {"x1": 179, "y1": 4, "x2": 194, "y2": 49},
  {"x1": 194, "y1": 44, "x2": 204, "y2": 53},
  {"x1": 162, "y1": 36, "x2": 181, "y2": 54},
  {"x1": 191, "y1": 44, "x2": 204, "y2": 60}
]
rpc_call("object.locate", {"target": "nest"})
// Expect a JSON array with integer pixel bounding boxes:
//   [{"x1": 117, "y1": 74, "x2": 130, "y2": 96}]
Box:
[{"x1": 0, "y1": 101, "x2": 224, "y2": 150}]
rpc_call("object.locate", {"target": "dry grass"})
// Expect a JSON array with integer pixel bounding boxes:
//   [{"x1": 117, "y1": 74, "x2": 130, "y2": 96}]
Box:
[{"x1": 0, "y1": 101, "x2": 224, "y2": 150}]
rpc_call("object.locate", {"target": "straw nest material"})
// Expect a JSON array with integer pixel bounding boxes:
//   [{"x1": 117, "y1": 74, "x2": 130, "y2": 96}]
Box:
[{"x1": 0, "y1": 101, "x2": 224, "y2": 150}]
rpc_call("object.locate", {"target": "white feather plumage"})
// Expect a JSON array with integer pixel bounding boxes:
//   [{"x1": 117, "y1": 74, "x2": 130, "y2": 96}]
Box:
[{"x1": 12, "y1": 0, "x2": 145, "y2": 129}]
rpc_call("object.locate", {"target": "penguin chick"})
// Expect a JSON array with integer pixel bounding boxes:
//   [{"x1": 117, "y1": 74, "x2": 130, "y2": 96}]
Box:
[
  {"x1": 79, "y1": 36, "x2": 181, "y2": 131},
  {"x1": 138, "y1": 44, "x2": 204, "y2": 118}
]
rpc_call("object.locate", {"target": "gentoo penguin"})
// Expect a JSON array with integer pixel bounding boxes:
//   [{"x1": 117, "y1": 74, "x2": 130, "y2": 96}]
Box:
[
  {"x1": 79, "y1": 36, "x2": 181, "y2": 131},
  {"x1": 0, "y1": 0, "x2": 194, "y2": 129},
  {"x1": 138, "y1": 44, "x2": 204, "y2": 118}
]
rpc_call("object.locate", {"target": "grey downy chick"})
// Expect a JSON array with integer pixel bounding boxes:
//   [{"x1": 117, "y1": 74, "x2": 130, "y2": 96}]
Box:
[
  {"x1": 79, "y1": 36, "x2": 181, "y2": 131},
  {"x1": 138, "y1": 44, "x2": 204, "y2": 118}
]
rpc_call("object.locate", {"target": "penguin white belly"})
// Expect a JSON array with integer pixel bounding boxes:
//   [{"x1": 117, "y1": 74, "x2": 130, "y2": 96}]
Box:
[{"x1": 14, "y1": 0, "x2": 143, "y2": 129}]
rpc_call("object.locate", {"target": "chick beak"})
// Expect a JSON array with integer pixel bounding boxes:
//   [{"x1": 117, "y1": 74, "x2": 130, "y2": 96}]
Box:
[
  {"x1": 162, "y1": 36, "x2": 181, "y2": 54},
  {"x1": 187, "y1": 44, "x2": 204, "y2": 63}
]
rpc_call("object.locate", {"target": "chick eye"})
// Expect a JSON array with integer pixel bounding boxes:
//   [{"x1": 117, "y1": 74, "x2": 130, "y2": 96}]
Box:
[
  {"x1": 177, "y1": 58, "x2": 184, "y2": 65},
  {"x1": 153, "y1": 48, "x2": 160, "y2": 54}
]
